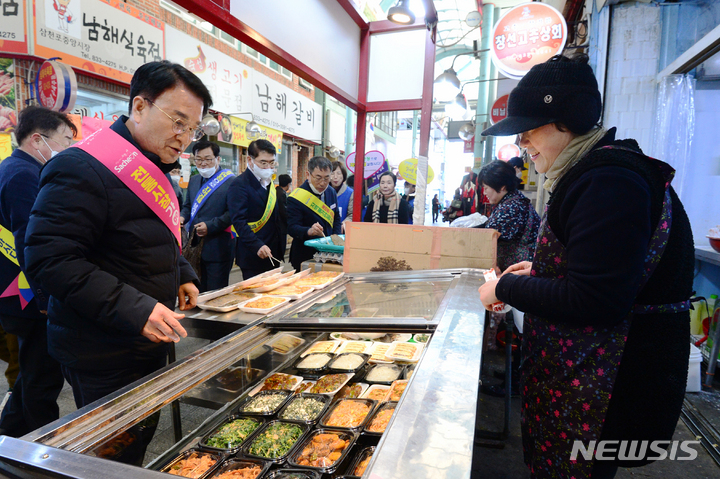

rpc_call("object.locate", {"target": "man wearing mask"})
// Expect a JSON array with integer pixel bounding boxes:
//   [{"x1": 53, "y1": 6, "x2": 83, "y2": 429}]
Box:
[
  {"x1": 0, "y1": 106, "x2": 75, "y2": 437},
  {"x1": 180, "y1": 140, "x2": 235, "y2": 291},
  {"x1": 287, "y1": 156, "x2": 342, "y2": 272},
  {"x1": 169, "y1": 166, "x2": 183, "y2": 205},
  {"x1": 228, "y1": 140, "x2": 283, "y2": 279},
  {"x1": 25, "y1": 61, "x2": 209, "y2": 463},
  {"x1": 402, "y1": 182, "x2": 416, "y2": 224},
  {"x1": 507, "y1": 156, "x2": 527, "y2": 190}
]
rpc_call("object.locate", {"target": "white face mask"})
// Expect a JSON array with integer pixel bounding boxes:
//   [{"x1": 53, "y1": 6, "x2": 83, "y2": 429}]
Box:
[
  {"x1": 38, "y1": 136, "x2": 59, "y2": 163},
  {"x1": 170, "y1": 175, "x2": 181, "y2": 184},
  {"x1": 197, "y1": 167, "x2": 216, "y2": 179},
  {"x1": 253, "y1": 162, "x2": 274, "y2": 181}
]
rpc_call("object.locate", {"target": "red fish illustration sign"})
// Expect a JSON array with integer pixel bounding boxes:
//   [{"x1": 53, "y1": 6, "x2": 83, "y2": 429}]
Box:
[{"x1": 490, "y1": 3, "x2": 567, "y2": 79}]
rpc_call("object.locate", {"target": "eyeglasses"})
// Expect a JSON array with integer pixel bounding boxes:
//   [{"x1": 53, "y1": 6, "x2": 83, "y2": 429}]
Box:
[
  {"x1": 311, "y1": 174, "x2": 331, "y2": 183},
  {"x1": 40, "y1": 134, "x2": 71, "y2": 150},
  {"x1": 253, "y1": 159, "x2": 276, "y2": 168},
  {"x1": 195, "y1": 156, "x2": 217, "y2": 166},
  {"x1": 145, "y1": 98, "x2": 205, "y2": 141}
]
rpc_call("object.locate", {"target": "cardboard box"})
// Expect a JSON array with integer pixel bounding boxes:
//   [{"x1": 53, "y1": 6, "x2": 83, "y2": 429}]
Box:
[{"x1": 343, "y1": 223, "x2": 498, "y2": 273}]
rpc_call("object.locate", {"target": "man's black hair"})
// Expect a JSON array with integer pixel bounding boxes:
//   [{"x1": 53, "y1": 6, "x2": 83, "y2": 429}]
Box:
[
  {"x1": 248, "y1": 139, "x2": 276, "y2": 158},
  {"x1": 308, "y1": 156, "x2": 332, "y2": 173},
  {"x1": 278, "y1": 174, "x2": 292, "y2": 187},
  {"x1": 192, "y1": 139, "x2": 219, "y2": 157},
  {"x1": 129, "y1": 61, "x2": 213, "y2": 116},
  {"x1": 15, "y1": 106, "x2": 77, "y2": 146},
  {"x1": 478, "y1": 160, "x2": 520, "y2": 194}
]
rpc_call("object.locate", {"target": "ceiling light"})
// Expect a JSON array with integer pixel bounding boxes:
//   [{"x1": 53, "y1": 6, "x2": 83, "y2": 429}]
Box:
[
  {"x1": 201, "y1": 115, "x2": 220, "y2": 137},
  {"x1": 434, "y1": 68, "x2": 461, "y2": 102},
  {"x1": 459, "y1": 121, "x2": 475, "y2": 141},
  {"x1": 327, "y1": 145, "x2": 341, "y2": 159},
  {"x1": 246, "y1": 120, "x2": 263, "y2": 138},
  {"x1": 445, "y1": 92, "x2": 468, "y2": 120},
  {"x1": 388, "y1": 0, "x2": 415, "y2": 25}
]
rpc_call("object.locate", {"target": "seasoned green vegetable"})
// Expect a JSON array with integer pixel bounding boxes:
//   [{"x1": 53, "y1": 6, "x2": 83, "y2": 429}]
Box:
[
  {"x1": 205, "y1": 418, "x2": 260, "y2": 449},
  {"x1": 247, "y1": 423, "x2": 303, "y2": 458},
  {"x1": 242, "y1": 393, "x2": 287, "y2": 413},
  {"x1": 279, "y1": 397, "x2": 326, "y2": 421}
]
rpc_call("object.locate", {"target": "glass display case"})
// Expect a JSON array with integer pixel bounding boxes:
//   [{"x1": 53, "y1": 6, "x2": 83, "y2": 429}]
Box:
[{"x1": 0, "y1": 269, "x2": 487, "y2": 479}]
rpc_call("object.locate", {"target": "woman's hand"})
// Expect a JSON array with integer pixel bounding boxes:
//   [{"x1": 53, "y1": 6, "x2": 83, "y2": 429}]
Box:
[
  {"x1": 502, "y1": 261, "x2": 532, "y2": 277},
  {"x1": 479, "y1": 279, "x2": 500, "y2": 312}
]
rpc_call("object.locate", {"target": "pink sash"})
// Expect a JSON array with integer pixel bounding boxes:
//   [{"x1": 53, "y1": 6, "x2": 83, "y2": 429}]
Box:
[{"x1": 73, "y1": 128, "x2": 182, "y2": 248}]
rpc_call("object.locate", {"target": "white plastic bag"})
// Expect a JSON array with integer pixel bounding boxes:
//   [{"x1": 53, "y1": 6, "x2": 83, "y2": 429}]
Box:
[{"x1": 450, "y1": 212, "x2": 487, "y2": 228}]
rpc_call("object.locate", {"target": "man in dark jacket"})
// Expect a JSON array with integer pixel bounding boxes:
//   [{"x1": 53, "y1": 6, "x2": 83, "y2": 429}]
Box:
[
  {"x1": 0, "y1": 106, "x2": 75, "y2": 437},
  {"x1": 180, "y1": 140, "x2": 234, "y2": 292},
  {"x1": 228, "y1": 140, "x2": 283, "y2": 279},
  {"x1": 24, "y1": 62, "x2": 210, "y2": 461},
  {"x1": 277, "y1": 173, "x2": 291, "y2": 249},
  {"x1": 287, "y1": 156, "x2": 342, "y2": 271}
]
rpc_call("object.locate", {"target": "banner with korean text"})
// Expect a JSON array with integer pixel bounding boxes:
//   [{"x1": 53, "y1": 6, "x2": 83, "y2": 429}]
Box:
[
  {"x1": 33, "y1": 0, "x2": 164, "y2": 84},
  {"x1": 252, "y1": 71, "x2": 322, "y2": 141},
  {"x1": 0, "y1": 0, "x2": 28, "y2": 54}
]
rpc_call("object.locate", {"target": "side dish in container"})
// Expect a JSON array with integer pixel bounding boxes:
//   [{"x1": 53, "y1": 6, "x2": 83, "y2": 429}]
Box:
[
  {"x1": 320, "y1": 398, "x2": 374, "y2": 429},
  {"x1": 335, "y1": 383, "x2": 367, "y2": 399},
  {"x1": 309, "y1": 373, "x2": 352, "y2": 395},
  {"x1": 362, "y1": 384, "x2": 390, "y2": 402},
  {"x1": 258, "y1": 373, "x2": 302, "y2": 392},
  {"x1": 387, "y1": 379, "x2": 408, "y2": 401},
  {"x1": 295, "y1": 353, "x2": 333, "y2": 371},
  {"x1": 268, "y1": 334, "x2": 305, "y2": 355},
  {"x1": 290, "y1": 430, "x2": 355, "y2": 471},
  {"x1": 206, "y1": 458, "x2": 269, "y2": 479},
  {"x1": 365, "y1": 364, "x2": 403, "y2": 384},
  {"x1": 279, "y1": 394, "x2": 329, "y2": 423},
  {"x1": 349, "y1": 447, "x2": 375, "y2": 477},
  {"x1": 384, "y1": 341, "x2": 423, "y2": 362},
  {"x1": 365, "y1": 402, "x2": 397, "y2": 434},
  {"x1": 336, "y1": 341, "x2": 372, "y2": 355},
  {"x1": 240, "y1": 390, "x2": 291, "y2": 415},
  {"x1": 328, "y1": 353, "x2": 368, "y2": 372},
  {"x1": 244, "y1": 421, "x2": 306, "y2": 461},
  {"x1": 301, "y1": 340, "x2": 341, "y2": 357},
  {"x1": 163, "y1": 449, "x2": 221, "y2": 478},
  {"x1": 202, "y1": 417, "x2": 262, "y2": 450}
]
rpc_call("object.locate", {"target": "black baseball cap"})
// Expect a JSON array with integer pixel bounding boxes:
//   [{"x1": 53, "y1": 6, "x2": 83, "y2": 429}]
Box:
[{"x1": 507, "y1": 157, "x2": 527, "y2": 171}]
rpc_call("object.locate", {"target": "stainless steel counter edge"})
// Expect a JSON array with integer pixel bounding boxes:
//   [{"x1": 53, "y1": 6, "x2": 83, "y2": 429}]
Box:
[{"x1": 364, "y1": 271, "x2": 486, "y2": 479}]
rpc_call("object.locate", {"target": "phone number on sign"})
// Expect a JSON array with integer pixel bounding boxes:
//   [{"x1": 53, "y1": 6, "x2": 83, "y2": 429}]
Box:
[{"x1": 0, "y1": 32, "x2": 16, "y2": 39}]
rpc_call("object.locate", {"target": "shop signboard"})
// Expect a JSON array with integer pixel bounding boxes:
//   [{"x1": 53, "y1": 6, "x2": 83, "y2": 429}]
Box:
[
  {"x1": 36, "y1": 60, "x2": 77, "y2": 112},
  {"x1": 398, "y1": 158, "x2": 435, "y2": 185},
  {"x1": 33, "y1": 0, "x2": 164, "y2": 84},
  {"x1": 0, "y1": 0, "x2": 28, "y2": 54},
  {"x1": 345, "y1": 150, "x2": 384, "y2": 179},
  {"x1": 0, "y1": 58, "x2": 16, "y2": 132},
  {"x1": 490, "y1": 3, "x2": 567, "y2": 79},
  {"x1": 165, "y1": 27, "x2": 252, "y2": 115},
  {"x1": 497, "y1": 143, "x2": 521, "y2": 161},
  {"x1": 252, "y1": 71, "x2": 322, "y2": 141},
  {"x1": 216, "y1": 113, "x2": 283, "y2": 154},
  {"x1": 490, "y1": 94, "x2": 509, "y2": 124}
]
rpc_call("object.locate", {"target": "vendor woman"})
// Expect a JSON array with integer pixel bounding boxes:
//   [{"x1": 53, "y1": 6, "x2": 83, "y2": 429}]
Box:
[{"x1": 479, "y1": 55, "x2": 693, "y2": 479}]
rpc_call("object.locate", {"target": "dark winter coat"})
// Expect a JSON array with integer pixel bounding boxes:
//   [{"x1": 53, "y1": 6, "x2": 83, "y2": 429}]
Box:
[
  {"x1": 24, "y1": 116, "x2": 198, "y2": 371},
  {"x1": 227, "y1": 169, "x2": 284, "y2": 271},
  {"x1": 181, "y1": 172, "x2": 235, "y2": 263},
  {"x1": 363, "y1": 197, "x2": 410, "y2": 224},
  {"x1": 0, "y1": 149, "x2": 48, "y2": 319},
  {"x1": 287, "y1": 180, "x2": 341, "y2": 270},
  {"x1": 496, "y1": 129, "x2": 693, "y2": 466}
]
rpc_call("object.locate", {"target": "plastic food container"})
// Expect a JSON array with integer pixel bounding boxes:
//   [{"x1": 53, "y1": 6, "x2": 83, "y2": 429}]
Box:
[
  {"x1": 287, "y1": 428, "x2": 358, "y2": 474},
  {"x1": 238, "y1": 390, "x2": 293, "y2": 416},
  {"x1": 384, "y1": 341, "x2": 424, "y2": 362},
  {"x1": 294, "y1": 353, "x2": 334, "y2": 375},
  {"x1": 294, "y1": 272, "x2": 345, "y2": 290},
  {"x1": 242, "y1": 420, "x2": 309, "y2": 464},
  {"x1": 90, "y1": 430, "x2": 141, "y2": 462},
  {"x1": 336, "y1": 341, "x2": 373, "y2": 355},
  {"x1": 199, "y1": 415, "x2": 264, "y2": 453},
  {"x1": 364, "y1": 401, "x2": 398, "y2": 435},
  {"x1": 263, "y1": 470, "x2": 321, "y2": 479},
  {"x1": 248, "y1": 373, "x2": 303, "y2": 396},
  {"x1": 412, "y1": 333, "x2": 431, "y2": 344},
  {"x1": 231, "y1": 268, "x2": 283, "y2": 291},
  {"x1": 308, "y1": 373, "x2": 353, "y2": 395},
  {"x1": 328, "y1": 353, "x2": 370, "y2": 374},
  {"x1": 277, "y1": 393, "x2": 331, "y2": 424},
  {"x1": 267, "y1": 284, "x2": 316, "y2": 300},
  {"x1": 160, "y1": 448, "x2": 223, "y2": 478},
  {"x1": 334, "y1": 382, "x2": 369, "y2": 400},
  {"x1": 361, "y1": 384, "x2": 390, "y2": 402},
  {"x1": 319, "y1": 398, "x2": 376, "y2": 431},
  {"x1": 367, "y1": 342, "x2": 393, "y2": 364},
  {"x1": 364, "y1": 364, "x2": 404, "y2": 385},
  {"x1": 386, "y1": 379, "x2": 408, "y2": 402},
  {"x1": 294, "y1": 380, "x2": 316, "y2": 395},
  {"x1": 212, "y1": 367, "x2": 265, "y2": 394},
  {"x1": 300, "y1": 340, "x2": 342, "y2": 357},
  {"x1": 346, "y1": 446, "x2": 375, "y2": 477},
  {"x1": 197, "y1": 291, "x2": 258, "y2": 313},
  {"x1": 239, "y1": 296, "x2": 291, "y2": 314},
  {"x1": 205, "y1": 457, "x2": 270, "y2": 479},
  {"x1": 267, "y1": 334, "x2": 305, "y2": 356}
]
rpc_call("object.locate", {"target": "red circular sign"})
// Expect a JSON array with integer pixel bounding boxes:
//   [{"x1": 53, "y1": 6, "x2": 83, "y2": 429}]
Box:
[
  {"x1": 498, "y1": 144, "x2": 521, "y2": 161},
  {"x1": 37, "y1": 61, "x2": 77, "y2": 113},
  {"x1": 490, "y1": 94, "x2": 509, "y2": 124},
  {"x1": 490, "y1": 3, "x2": 567, "y2": 79}
]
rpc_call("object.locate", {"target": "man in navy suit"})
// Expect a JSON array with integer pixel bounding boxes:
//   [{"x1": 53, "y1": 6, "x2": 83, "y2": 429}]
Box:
[
  {"x1": 228, "y1": 139, "x2": 284, "y2": 279},
  {"x1": 287, "y1": 156, "x2": 342, "y2": 272},
  {"x1": 0, "y1": 106, "x2": 75, "y2": 436},
  {"x1": 180, "y1": 140, "x2": 235, "y2": 292}
]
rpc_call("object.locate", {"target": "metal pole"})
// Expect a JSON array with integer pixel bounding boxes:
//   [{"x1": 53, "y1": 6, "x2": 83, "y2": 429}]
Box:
[
  {"x1": 705, "y1": 313, "x2": 720, "y2": 388},
  {"x1": 473, "y1": 4, "x2": 496, "y2": 163}
]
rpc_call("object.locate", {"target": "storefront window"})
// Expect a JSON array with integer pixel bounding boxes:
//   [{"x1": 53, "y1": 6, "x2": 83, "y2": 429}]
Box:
[
  {"x1": 660, "y1": 2, "x2": 720, "y2": 72},
  {"x1": 72, "y1": 87, "x2": 127, "y2": 122},
  {"x1": 277, "y1": 140, "x2": 293, "y2": 177}
]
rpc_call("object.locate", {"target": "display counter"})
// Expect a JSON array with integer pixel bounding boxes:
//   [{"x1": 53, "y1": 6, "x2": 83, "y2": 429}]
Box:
[{"x1": 0, "y1": 269, "x2": 487, "y2": 479}]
